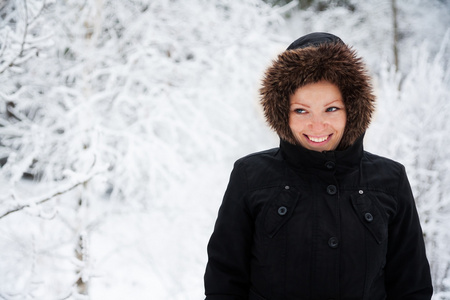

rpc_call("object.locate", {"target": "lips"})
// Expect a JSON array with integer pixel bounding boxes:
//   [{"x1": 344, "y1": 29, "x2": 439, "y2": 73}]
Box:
[{"x1": 306, "y1": 134, "x2": 331, "y2": 143}]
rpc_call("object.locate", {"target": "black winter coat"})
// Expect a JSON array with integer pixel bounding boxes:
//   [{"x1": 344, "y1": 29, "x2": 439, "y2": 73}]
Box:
[{"x1": 204, "y1": 137, "x2": 432, "y2": 300}]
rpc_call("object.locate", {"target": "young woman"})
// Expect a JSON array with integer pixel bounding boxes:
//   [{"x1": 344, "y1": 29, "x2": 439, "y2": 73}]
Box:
[{"x1": 204, "y1": 32, "x2": 432, "y2": 300}]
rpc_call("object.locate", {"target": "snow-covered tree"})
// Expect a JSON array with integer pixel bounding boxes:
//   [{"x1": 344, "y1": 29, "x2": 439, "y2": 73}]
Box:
[
  {"x1": 0, "y1": 0, "x2": 449, "y2": 299},
  {"x1": 0, "y1": 0, "x2": 285, "y2": 298}
]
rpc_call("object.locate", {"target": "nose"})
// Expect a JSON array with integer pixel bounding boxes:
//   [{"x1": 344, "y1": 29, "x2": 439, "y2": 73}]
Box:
[{"x1": 308, "y1": 113, "x2": 327, "y2": 131}]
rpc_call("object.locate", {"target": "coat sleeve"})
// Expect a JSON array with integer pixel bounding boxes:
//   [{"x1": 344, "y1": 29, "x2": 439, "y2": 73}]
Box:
[
  {"x1": 204, "y1": 161, "x2": 253, "y2": 300},
  {"x1": 385, "y1": 166, "x2": 433, "y2": 299}
]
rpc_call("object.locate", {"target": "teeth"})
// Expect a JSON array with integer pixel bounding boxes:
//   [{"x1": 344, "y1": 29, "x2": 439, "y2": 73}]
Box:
[{"x1": 308, "y1": 136, "x2": 328, "y2": 143}]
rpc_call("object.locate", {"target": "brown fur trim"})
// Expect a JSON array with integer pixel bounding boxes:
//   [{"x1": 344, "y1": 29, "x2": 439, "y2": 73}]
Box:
[{"x1": 260, "y1": 42, "x2": 375, "y2": 150}]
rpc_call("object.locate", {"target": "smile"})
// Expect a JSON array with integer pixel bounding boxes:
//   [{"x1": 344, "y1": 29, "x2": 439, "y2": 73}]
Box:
[{"x1": 306, "y1": 135, "x2": 330, "y2": 143}]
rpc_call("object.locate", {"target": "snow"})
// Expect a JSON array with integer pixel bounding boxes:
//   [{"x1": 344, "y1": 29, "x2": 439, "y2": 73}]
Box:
[{"x1": 0, "y1": 0, "x2": 449, "y2": 299}]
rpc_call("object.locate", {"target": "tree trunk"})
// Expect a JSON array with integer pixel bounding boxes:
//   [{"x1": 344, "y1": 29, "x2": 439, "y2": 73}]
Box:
[
  {"x1": 75, "y1": 233, "x2": 89, "y2": 295},
  {"x1": 391, "y1": 0, "x2": 399, "y2": 72}
]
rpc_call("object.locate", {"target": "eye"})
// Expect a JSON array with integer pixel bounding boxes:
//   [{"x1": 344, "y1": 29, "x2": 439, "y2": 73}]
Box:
[
  {"x1": 294, "y1": 108, "x2": 306, "y2": 114},
  {"x1": 326, "y1": 107, "x2": 339, "y2": 112}
]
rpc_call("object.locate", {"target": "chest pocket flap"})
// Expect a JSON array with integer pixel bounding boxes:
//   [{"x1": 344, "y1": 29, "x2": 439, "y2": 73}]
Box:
[
  {"x1": 350, "y1": 192, "x2": 388, "y2": 244},
  {"x1": 263, "y1": 185, "x2": 300, "y2": 238}
]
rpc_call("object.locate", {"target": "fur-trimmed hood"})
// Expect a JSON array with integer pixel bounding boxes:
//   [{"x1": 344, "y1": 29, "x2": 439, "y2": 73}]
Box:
[{"x1": 260, "y1": 32, "x2": 375, "y2": 150}]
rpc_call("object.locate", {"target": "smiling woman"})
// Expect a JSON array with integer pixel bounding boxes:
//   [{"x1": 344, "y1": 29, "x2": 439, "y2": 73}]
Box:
[
  {"x1": 289, "y1": 80, "x2": 346, "y2": 151},
  {"x1": 204, "y1": 32, "x2": 433, "y2": 300}
]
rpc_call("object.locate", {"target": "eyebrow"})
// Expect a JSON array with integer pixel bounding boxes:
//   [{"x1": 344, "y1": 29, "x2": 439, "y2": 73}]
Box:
[
  {"x1": 325, "y1": 99, "x2": 343, "y2": 106},
  {"x1": 290, "y1": 102, "x2": 310, "y2": 108}
]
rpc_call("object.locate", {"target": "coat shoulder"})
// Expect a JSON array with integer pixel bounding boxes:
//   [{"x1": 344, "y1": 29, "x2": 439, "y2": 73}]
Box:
[
  {"x1": 363, "y1": 151, "x2": 405, "y2": 171},
  {"x1": 236, "y1": 147, "x2": 281, "y2": 164},
  {"x1": 233, "y1": 148, "x2": 286, "y2": 190},
  {"x1": 362, "y1": 151, "x2": 408, "y2": 193}
]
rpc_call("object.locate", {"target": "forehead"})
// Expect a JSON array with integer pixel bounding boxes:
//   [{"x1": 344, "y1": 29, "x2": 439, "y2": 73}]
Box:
[{"x1": 290, "y1": 81, "x2": 343, "y2": 104}]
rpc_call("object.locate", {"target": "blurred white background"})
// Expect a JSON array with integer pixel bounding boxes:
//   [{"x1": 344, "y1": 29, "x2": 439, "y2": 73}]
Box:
[{"x1": 0, "y1": 0, "x2": 449, "y2": 299}]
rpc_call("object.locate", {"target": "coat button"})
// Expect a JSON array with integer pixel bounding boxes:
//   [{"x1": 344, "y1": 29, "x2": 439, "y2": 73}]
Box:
[
  {"x1": 325, "y1": 161, "x2": 335, "y2": 170},
  {"x1": 328, "y1": 237, "x2": 339, "y2": 248},
  {"x1": 326, "y1": 185, "x2": 337, "y2": 195},
  {"x1": 364, "y1": 212, "x2": 374, "y2": 222},
  {"x1": 278, "y1": 206, "x2": 287, "y2": 216}
]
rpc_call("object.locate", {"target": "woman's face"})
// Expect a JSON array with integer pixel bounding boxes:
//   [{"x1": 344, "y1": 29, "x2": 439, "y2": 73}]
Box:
[{"x1": 289, "y1": 80, "x2": 346, "y2": 152}]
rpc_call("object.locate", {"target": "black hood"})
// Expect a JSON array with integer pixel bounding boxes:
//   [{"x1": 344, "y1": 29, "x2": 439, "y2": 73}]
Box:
[{"x1": 286, "y1": 32, "x2": 344, "y2": 50}]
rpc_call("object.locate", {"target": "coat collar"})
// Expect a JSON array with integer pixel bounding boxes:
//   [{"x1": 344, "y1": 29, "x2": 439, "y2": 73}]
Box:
[{"x1": 279, "y1": 134, "x2": 364, "y2": 174}]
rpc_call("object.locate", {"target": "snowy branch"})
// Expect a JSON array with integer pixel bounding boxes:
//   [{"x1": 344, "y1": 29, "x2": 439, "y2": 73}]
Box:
[{"x1": 0, "y1": 172, "x2": 101, "y2": 219}]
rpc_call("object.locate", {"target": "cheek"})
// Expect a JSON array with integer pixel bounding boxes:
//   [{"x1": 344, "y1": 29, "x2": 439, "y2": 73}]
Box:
[
  {"x1": 288, "y1": 116, "x2": 304, "y2": 132},
  {"x1": 288, "y1": 115, "x2": 295, "y2": 130},
  {"x1": 336, "y1": 113, "x2": 347, "y2": 132},
  {"x1": 339, "y1": 119, "x2": 347, "y2": 132}
]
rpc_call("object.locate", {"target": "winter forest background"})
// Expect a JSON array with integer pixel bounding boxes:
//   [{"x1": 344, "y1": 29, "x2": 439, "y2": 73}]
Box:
[{"x1": 0, "y1": 0, "x2": 449, "y2": 299}]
